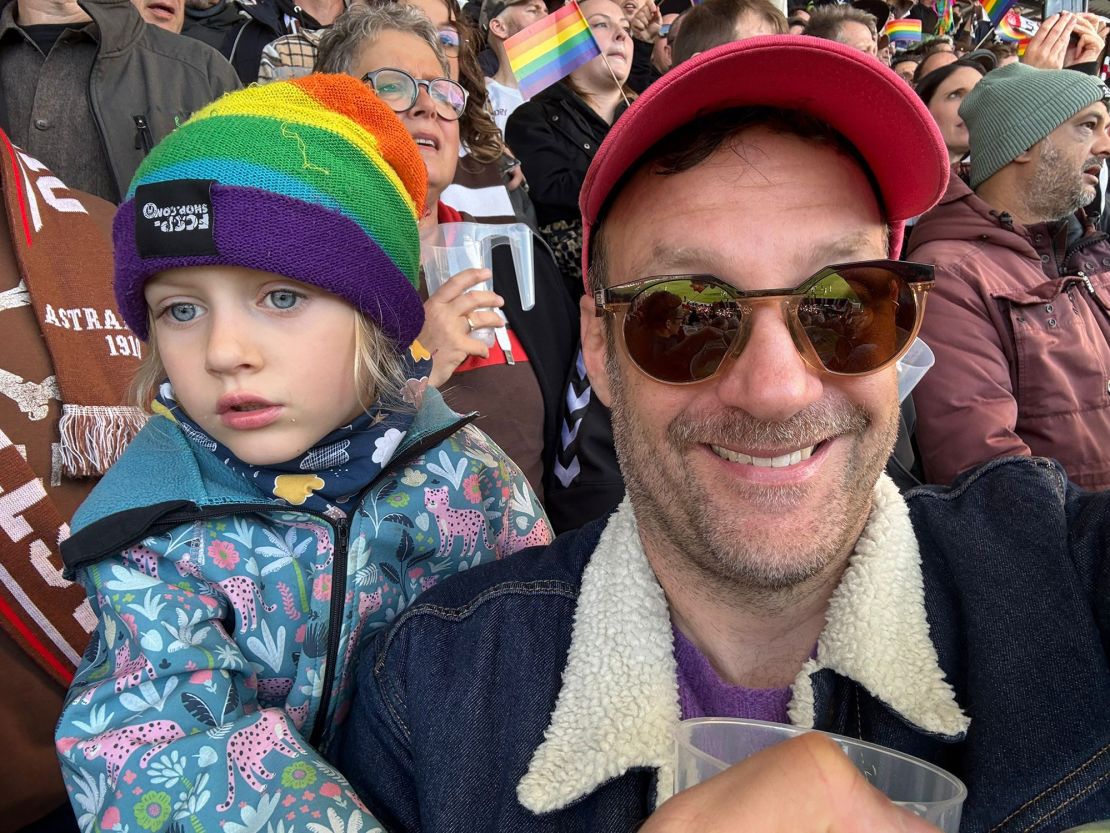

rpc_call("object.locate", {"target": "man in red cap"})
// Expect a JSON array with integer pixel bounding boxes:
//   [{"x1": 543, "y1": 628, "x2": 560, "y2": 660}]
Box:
[{"x1": 334, "y1": 37, "x2": 1110, "y2": 830}]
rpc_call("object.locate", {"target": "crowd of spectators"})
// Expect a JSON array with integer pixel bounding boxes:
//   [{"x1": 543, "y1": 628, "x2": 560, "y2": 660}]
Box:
[{"x1": 4, "y1": 0, "x2": 1110, "y2": 827}]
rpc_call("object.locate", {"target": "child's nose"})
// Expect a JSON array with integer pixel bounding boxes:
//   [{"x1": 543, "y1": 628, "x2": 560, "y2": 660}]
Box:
[{"x1": 204, "y1": 312, "x2": 261, "y2": 375}]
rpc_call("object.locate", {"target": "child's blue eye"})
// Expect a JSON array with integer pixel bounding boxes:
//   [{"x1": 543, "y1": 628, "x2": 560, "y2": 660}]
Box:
[
  {"x1": 268, "y1": 290, "x2": 301, "y2": 310},
  {"x1": 168, "y1": 303, "x2": 199, "y2": 322}
]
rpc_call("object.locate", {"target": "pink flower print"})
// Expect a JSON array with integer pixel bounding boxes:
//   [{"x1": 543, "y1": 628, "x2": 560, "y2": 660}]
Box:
[
  {"x1": 190, "y1": 670, "x2": 212, "y2": 685},
  {"x1": 123, "y1": 771, "x2": 137, "y2": 785},
  {"x1": 208, "y1": 540, "x2": 240, "y2": 570},
  {"x1": 312, "y1": 573, "x2": 332, "y2": 602},
  {"x1": 102, "y1": 807, "x2": 121, "y2": 830},
  {"x1": 462, "y1": 474, "x2": 481, "y2": 504},
  {"x1": 319, "y1": 783, "x2": 341, "y2": 799}
]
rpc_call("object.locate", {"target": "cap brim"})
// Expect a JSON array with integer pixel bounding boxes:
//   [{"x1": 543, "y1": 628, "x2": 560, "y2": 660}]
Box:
[{"x1": 580, "y1": 36, "x2": 949, "y2": 272}]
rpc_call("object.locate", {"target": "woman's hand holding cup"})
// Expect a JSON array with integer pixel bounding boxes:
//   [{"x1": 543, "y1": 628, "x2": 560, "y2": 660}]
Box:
[{"x1": 418, "y1": 268, "x2": 503, "y2": 387}]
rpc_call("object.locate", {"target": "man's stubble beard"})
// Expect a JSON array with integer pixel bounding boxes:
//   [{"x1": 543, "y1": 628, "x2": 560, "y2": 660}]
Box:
[
  {"x1": 1026, "y1": 140, "x2": 1099, "y2": 222},
  {"x1": 605, "y1": 345, "x2": 898, "y2": 603}
]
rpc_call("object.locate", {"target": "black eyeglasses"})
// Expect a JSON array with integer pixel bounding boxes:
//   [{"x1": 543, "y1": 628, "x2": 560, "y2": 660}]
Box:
[
  {"x1": 594, "y1": 260, "x2": 934, "y2": 384},
  {"x1": 361, "y1": 67, "x2": 468, "y2": 121}
]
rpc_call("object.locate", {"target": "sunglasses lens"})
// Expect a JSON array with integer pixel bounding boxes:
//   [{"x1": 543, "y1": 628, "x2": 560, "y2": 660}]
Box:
[
  {"x1": 797, "y1": 266, "x2": 916, "y2": 374},
  {"x1": 623, "y1": 279, "x2": 742, "y2": 383}
]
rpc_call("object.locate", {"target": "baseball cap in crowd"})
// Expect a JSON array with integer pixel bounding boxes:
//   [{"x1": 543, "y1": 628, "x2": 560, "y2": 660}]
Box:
[
  {"x1": 479, "y1": 0, "x2": 528, "y2": 33},
  {"x1": 579, "y1": 35, "x2": 949, "y2": 279}
]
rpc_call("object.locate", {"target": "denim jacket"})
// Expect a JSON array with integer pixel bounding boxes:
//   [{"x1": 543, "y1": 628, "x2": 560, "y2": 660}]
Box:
[{"x1": 335, "y1": 456, "x2": 1110, "y2": 833}]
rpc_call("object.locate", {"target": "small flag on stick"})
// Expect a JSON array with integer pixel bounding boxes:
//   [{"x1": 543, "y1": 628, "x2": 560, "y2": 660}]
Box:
[
  {"x1": 997, "y1": 8, "x2": 1036, "y2": 48},
  {"x1": 884, "y1": 18, "x2": 923, "y2": 43},
  {"x1": 505, "y1": 2, "x2": 602, "y2": 100},
  {"x1": 978, "y1": 0, "x2": 1016, "y2": 29}
]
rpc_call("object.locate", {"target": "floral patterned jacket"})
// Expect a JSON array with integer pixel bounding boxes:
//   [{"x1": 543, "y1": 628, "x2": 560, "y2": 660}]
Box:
[{"x1": 55, "y1": 388, "x2": 552, "y2": 833}]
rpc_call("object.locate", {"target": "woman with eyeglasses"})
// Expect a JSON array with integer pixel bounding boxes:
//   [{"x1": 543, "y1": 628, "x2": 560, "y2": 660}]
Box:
[
  {"x1": 316, "y1": 2, "x2": 580, "y2": 519},
  {"x1": 505, "y1": 0, "x2": 636, "y2": 295}
]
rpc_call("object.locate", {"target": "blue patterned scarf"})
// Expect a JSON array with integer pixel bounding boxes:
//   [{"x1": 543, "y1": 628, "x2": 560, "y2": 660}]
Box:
[{"x1": 152, "y1": 348, "x2": 433, "y2": 519}]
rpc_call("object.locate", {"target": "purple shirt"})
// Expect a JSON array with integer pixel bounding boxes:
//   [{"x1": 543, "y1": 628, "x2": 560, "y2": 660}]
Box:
[{"x1": 672, "y1": 626, "x2": 793, "y2": 722}]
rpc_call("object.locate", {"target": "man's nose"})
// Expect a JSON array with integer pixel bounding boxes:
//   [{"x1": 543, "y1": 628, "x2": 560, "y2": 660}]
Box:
[{"x1": 714, "y1": 305, "x2": 824, "y2": 423}]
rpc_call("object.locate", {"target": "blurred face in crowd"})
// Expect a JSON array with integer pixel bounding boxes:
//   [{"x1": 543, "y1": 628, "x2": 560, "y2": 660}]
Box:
[
  {"x1": 735, "y1": 8, "x2": 780, "y2": 39},
  {"x1": 572, "y1": 0, "x2": 633, "y2": 88},
  {"x1": 131, "y1": 0, "x2": 184, "y2": 32},
  {"x1": 406, "y1": 0, "x2": 460, "y2": 79},
  {"x1": 927, "y1": 66, "x2": 983, "y2": 163},
  {"x1": 916, "y1": 49, "x2": 956, "y2": 78},
  {"x1": 583, "y1": 128, "x2": 898, "y2": 595},
  {"x1": 836, "y1": 20, "x2": 877, "y2": 56},
  {"x1": 490, "y1": 0, "x2": 548, "y2": 40},
  {"x1": 350, "y1": 30, "x2": 461, "y2": 204},
  {"x1": 621, "y1": 0, "x2": 643, "y2": 18},
  {"x1": 892, "y1": 58, "x2": 917, "y2": 82},
  {"x1": 1026, "y1": 102, "x2": 1110, "y2": 221},
  {"x1": 652, "y1": 12, "x2": 679, "y2": 73}
]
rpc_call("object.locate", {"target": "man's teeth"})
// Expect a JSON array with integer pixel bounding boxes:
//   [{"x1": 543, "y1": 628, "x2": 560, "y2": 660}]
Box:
[
  {"x1": 415, "y1": 138, "x2": 436, "y2": 148},
  {"x1": 710, "y1": 444, "x2": 815, "y2": 467}
]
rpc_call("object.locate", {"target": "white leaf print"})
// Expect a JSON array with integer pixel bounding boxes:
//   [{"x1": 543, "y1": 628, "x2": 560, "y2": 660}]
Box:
[{"x1": 246, "y1": 620, "x2": 286, "y2": 672}]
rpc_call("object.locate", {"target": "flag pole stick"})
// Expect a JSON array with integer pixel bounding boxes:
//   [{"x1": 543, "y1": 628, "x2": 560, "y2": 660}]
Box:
[
  {"x1": 973, "y1": 23, "x2": 997, "y2": 49},
  {"x1": 574, "y1": 0, "x2": 632, "y2": 108}
]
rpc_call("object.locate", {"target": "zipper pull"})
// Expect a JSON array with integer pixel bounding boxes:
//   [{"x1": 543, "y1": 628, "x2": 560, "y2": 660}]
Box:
[
  {"x1": 133, "y1": 115, "x2": 153, "y2": 154},
  {"x1": 1078, "y1": 270, "x2": 1097, "y2": 296}
]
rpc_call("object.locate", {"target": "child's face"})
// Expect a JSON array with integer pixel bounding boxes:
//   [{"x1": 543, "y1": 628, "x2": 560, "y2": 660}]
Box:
[{"x1": 145, "y1": 266, "x2": 364, "y2": 466}]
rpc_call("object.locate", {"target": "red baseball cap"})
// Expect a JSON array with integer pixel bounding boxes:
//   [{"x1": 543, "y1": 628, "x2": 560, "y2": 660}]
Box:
[{"x1": 579, "y1": 35, "x2": 950, "y2": 283}]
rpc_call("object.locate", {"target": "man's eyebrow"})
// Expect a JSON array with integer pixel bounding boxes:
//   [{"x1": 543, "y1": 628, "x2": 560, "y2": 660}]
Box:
[{"x1": 803, "y1": 232, "x2": 885, "y2": 266}]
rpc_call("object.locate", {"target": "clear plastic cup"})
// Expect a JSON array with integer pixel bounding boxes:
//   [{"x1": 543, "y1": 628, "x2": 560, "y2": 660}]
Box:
[
  {"x1": 420, "y1": 222, "x2": 535, "y2": 348},
  {"x1": 897, "y1": 337, "x2": 935, "y2": 403},
  {"x1": 675, "y1": 718, "x2": 966, "y2": 832}
]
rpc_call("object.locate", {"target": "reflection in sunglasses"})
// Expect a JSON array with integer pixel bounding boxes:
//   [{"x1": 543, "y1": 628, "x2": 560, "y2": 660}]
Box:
[{"x1": 595, "y1": 261, "x2": 933, "y2": 383}]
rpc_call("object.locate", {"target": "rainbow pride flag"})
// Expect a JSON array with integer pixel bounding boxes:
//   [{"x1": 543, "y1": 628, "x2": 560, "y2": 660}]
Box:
[
  {"x1": 884, "y1": 18, "x2": 923, "y2": 42},
  {"x1": 997, "y1": 8, "x2": 1035, "y2": 48},
  {"x1": 979, "y1": 0, "x2": 1016, "y2": 29},
  {"x1": 505, "y1": 2, "x2": 602, "y2": 100}
]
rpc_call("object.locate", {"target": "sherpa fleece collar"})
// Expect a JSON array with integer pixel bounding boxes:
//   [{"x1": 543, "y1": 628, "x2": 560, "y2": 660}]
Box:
[{"x1": 516, "y1": 473, "x2": 971, "y2": 815}]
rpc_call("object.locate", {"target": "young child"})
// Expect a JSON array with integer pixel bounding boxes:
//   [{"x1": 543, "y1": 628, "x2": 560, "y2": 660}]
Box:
[{"x1": 55, "y1": 74, "x2": 552, "y2": 833}]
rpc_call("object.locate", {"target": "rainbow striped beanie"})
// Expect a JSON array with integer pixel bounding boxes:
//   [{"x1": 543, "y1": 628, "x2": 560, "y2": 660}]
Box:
[{"x1": 113, "y1": 73, "x2": 428, "y2": 348}]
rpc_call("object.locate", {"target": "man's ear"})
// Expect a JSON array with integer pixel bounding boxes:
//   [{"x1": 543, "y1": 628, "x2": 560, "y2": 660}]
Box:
[
  {"x1": 580, "y1": 293, "x2": 613, "y2": 407},
  {"x1": 489, "y1": 16, "x2": 508, "y2": 40},
  {"x1": 1013, "y1": 141, "x2": 1038, "y2": 165}
]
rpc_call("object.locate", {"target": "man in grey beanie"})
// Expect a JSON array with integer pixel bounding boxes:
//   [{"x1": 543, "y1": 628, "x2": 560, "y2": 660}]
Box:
[{"x1": 906, "y1": 61, "x2": 1110, "y2": 491}]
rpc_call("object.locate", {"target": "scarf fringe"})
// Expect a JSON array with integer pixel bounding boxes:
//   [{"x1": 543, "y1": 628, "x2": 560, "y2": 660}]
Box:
[{"x1": 58, "y1": 404, "x2": 148, "y2": 478}]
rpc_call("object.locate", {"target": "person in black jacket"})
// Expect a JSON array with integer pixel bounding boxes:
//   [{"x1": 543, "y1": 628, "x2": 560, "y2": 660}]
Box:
[{"x1": 505, "y1": 0, "x2": 633, "y2": 296}]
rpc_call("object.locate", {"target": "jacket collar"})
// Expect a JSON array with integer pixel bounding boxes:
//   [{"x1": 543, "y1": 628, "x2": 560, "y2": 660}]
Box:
[{"x1": 517, "y1": 473, "x2": 970, "y2": 816}]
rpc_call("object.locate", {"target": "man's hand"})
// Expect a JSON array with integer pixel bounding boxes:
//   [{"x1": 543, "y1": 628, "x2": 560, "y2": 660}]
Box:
[
  {"x1": 1021, "y1": 13, "x2": 1077, "y2": 69},
  {"x1": 642, "y1": 734, "x2": 942, "y2": 833},
  {"x1": 417, "y1": 268, "x2": 504, "y2": 387},
  {"x1": 1065, "y1": 12, "x2": 1108, "y2": 66},
  {"x1": 629, "y1": 0, "x2": 662, "y2": 43}
]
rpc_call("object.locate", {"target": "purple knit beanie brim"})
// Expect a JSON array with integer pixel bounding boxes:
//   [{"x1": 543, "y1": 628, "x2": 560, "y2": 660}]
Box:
[{"x1": 113, "y1": 185, "x2": 425, "y2": 348}]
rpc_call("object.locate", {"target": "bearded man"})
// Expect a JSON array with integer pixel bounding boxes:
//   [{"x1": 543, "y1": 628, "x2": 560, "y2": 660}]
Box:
[
  {"x1": 908, "y1": 62, "x2": 1110, "y2": 490},
  {"x1": 335, "y1": 40, "x2": 1110, "y2": 831}
]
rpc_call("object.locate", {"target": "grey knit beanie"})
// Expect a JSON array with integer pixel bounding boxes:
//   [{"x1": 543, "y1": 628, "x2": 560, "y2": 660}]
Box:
[{"x1": 959, "y1": 62, "x2": 1107, "y2": 188}]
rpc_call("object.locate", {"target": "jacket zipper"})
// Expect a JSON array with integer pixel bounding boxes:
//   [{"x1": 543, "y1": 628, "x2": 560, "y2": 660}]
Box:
[
  {"x1": 133, "y1": 115, "x2": 154, "y2": 155},
  {"x1": 307, "y1": 416, "x2": 472, "y2": 748},
  {"x1": 1075, "y1": 271, "x2": 1110, "y2": 319}
]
